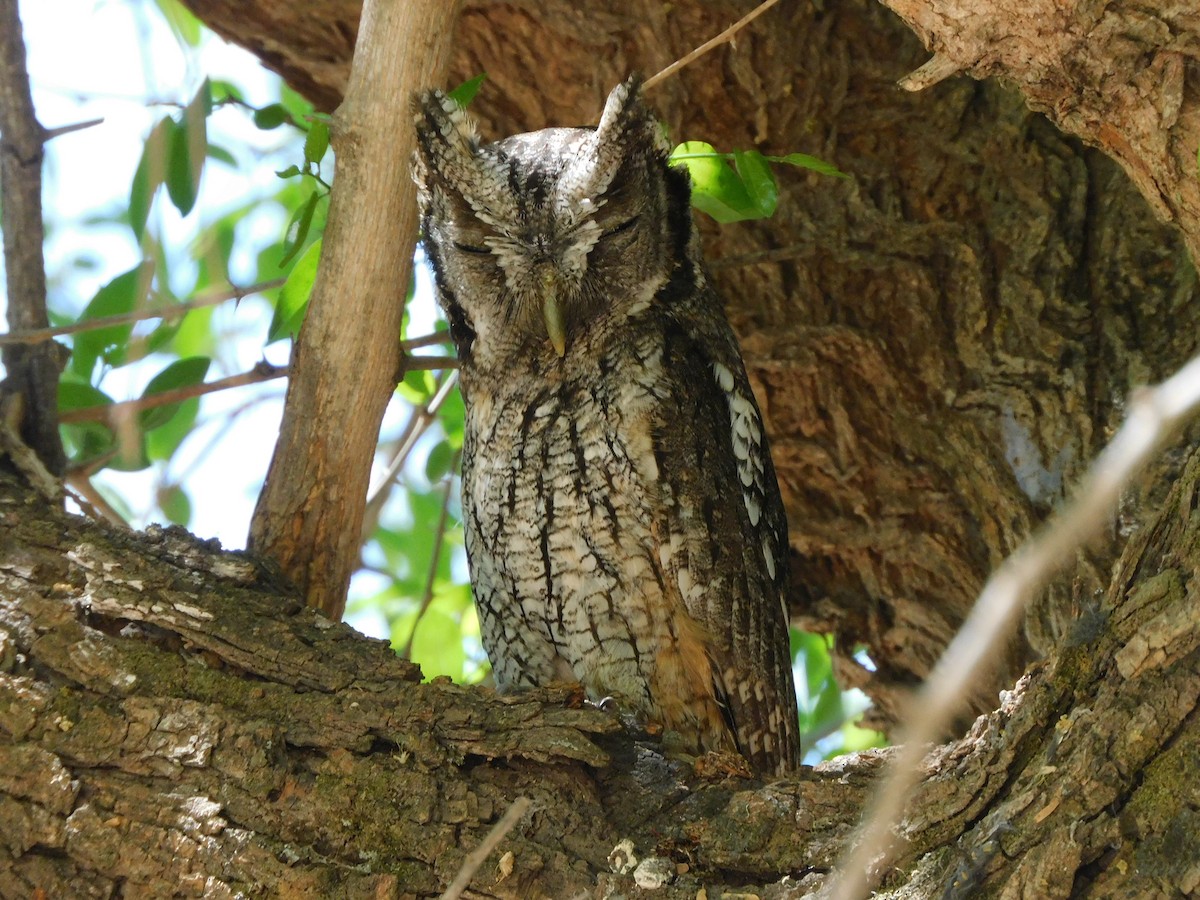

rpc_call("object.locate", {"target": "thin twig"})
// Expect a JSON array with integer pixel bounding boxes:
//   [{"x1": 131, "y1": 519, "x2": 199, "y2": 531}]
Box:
[
  {"x1": 58, "y1": 362, "x2": 288, "y2": 425},
  {"x1": 168, "y1": 394, "x2": 273, "y2": 488},
  {"x1": 710, "y1": 243, "x2": 821, "y2": 269},
  {"x1": 643, "y1": 0, "x2": 784, "y2": 90},
  {"x1": 826, "y1": 351, "x2": 1200, "y2": 900},
  {"x1": 439, "y1": 796, "x2": 532, "y2": 900},
  {"x1": 361, "y1": 371, "x2": 460, "y2": 539},
  {"x1": 403, "y1": 330, "x2": 453, "y2": 351},
  {"x1": 399, "y1": 448, "x2": 461, "y2": 660},
  {"x1": 403, "y1": 354, "x2": 459, "y2": 371},
  {"x1": 63, "y1": 472, "x2": 128, "y2": 527},
  {"x1": 0, "y1": 278, "x2": 286, "y2": 346}
]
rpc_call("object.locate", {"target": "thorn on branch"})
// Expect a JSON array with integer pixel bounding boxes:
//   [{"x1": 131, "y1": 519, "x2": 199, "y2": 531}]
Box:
[{"x1": 44, "y1": 117, "x2": 105, "y2": 140}]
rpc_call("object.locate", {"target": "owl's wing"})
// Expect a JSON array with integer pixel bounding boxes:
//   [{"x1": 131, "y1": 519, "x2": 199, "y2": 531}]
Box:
[{"x1": 650, "y1": 300, "x2": 801, "y2": 774}]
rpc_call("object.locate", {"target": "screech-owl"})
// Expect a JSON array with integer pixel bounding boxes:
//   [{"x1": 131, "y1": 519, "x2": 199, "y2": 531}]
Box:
[{"x1": 412, "y1": 77, "x2": 800, "y2": 775}]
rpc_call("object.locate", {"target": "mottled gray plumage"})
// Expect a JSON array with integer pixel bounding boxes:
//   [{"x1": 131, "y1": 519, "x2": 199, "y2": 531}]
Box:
[{"x1": 412, "y1": 78, "x2": 800, "y2": 774}]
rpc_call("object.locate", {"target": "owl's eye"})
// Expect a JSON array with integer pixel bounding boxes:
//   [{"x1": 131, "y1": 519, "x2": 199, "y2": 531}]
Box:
[
  {"x1": 453, "y1": 241, "x2": 492, "y2": 255},
  {"x1": 602, "y1": 216, "x2": 639, "y2": 239}
]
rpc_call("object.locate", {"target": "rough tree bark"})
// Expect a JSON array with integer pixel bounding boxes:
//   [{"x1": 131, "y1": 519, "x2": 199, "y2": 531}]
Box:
[
  {"x1": 3, "y1": 445, "x2": 1199, "y2": 896},
  {"x1": 179, "y1": 0, "x2": 1200, "y2": 729},
  {"x1": 4, "y1": 0, "x2": 1200, "y2": 896}
]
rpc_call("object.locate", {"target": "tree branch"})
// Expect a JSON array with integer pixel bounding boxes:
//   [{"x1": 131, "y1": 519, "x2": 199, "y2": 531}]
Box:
[
  {"x1": 829, "y1": 350, "x2": 1200, "y2": 899},
  {"x1": 0, "y1": 279, "x2": 286, "y2": 347},
  {"x1": 248, "y1": 0, "x2": 464, "y2": 620},
  {"x1": 0, "y1": 0, "x2": 64, "y2": 474},
  {"x1": 58, "y1": 362, "x2": 288, "y2": 425},
  {"x1": 643, "y1": 0, "x2": 784, "y2": 90}
]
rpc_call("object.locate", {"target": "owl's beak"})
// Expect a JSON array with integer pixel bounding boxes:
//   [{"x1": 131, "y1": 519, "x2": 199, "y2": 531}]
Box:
[{"x1": 540, "y1": 271, "x2": 567, "y2": 357}]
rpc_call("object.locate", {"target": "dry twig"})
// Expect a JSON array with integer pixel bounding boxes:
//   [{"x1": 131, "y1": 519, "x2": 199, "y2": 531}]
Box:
[
  {"x1": 439, "y1": 796, "x2": 532, "y2": 900},
  {"x1": 643, "y1": 0, "x2": 783, "y2": 90},
  {"x1": 0, "y1": 278, "x2": 287, "y2": 346},
  {"x1": 58, "y1": 362, "x2": 288, "y2": 426},
  {"x1": 827, "y1": 351, "x2": 1200, "y2": 899}
]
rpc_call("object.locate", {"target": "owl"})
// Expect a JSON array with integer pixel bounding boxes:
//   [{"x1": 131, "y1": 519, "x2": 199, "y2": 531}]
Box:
[{"x1": 412, "y1": 77, "x2": 800, "y2": 775}]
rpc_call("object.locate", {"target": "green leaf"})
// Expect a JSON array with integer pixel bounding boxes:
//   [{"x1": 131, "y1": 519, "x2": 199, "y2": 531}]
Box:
[
  {"x1": 60, "y1": 421, "x2": 115, "y2": 466},
  {"x1": 58, "y1": 380, "x2": 114, "y2": 413},
  {"x1": 206, "y1": 144, "x2": 237, "y2": 167},
  {"x1": 397, "y1": 368, "x2": 436, "y2": 404},
  {"x1": 154, "y1": 0, "x2": 202, "y2": 47},
  {"x1": 146, "y1": 396, "x2": 199, "y2": 461},
  {"x1": 732, "y1": 150, "x2": 778, "y2": 218},
  {"x1": 770, "y1": 151, "x2": 849, "y2": 179},
  {"x1": 170, "y1": 304, "x2": 216, "y2": 359},
  {"x1": 209, "y1": 79, "x2": 245, "y2": 104},
  {"x1": 253, "y1": 103, "x2": 290, "y2": 130},
  {"x1": 107, "y1": 437, "x2": 151, "y2": 472},
  {"x1": 139, "y1": 356, "x2": 211, "y2": 430},
  {"x1": 403, "y1": 600, "x2": 468, "y2": 681},
  {"x1": 670, "y1": 141, "x2": 758, "y2": 223},
  {"x1": 275, "y1": 164, "x2": 302, "y2": 180},
  {"x1": 269, "y1": 238, "x2": 322, "y2": 342},
  {"x1": 156, "y1": 483, "x2": 193, "y2": 526},
  {"x1": 304, "y1": 120, "x2": 330, "y2": 166},
  {"x1": 129, "y1": 118, "x2": 175, "y2": 238},
  {"x1": 71, "y1": 262, "x2": 154, "y2": 378},
  {"x1": 165, "y1": 79, "x2": 210, "y2": 217},
  {"x1": 438, "y1": 384, "x2": 466, "y2": 450},
  {"x1": 425, "y1": 441, "x2": 455, "y2": 482},
  {"x1": 447, "y1": 73, "x2": 487, "y2": 108},
  {"x1": 279, "y1": 190, "x2": 320, "y2": 267}
]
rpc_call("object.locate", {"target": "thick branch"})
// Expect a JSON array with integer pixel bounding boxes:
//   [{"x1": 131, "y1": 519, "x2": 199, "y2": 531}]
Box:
[
  {"x1": 247, "y1": 0, "x2": 462, "y2": 618},
  {"x1": 2, "y1": 452, "x2": 1199, "y2": 896},
  {"x1": 879, "y1": 0, "x2": 1200, "y2": 265},
  {"x1": 0, "y1": 0, "x2": 65, "y2": 474}
]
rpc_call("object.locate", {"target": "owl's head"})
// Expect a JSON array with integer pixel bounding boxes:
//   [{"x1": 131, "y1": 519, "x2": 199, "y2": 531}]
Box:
[{"x1": 412, "y1": 77, "x2": 692, "y2": 370}]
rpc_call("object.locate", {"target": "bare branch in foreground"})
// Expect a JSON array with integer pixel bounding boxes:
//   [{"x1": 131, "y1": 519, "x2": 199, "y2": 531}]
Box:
[
  {"x1": 438, "y1": 796, "x2": 532, "y2": 900},
  {"x1": 827, "y1": 351, "x2": 1200, "y2": 900}
]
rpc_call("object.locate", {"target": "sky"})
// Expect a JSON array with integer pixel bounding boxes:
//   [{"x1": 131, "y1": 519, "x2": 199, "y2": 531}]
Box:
[{"x1": 2, "y1": 0, "x2": 449, "y2": 639}]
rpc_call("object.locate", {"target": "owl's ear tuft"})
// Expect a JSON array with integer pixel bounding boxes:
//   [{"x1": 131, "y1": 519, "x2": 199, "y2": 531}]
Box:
[
  {"x1": 560, "y1": 76, "x2": 666, "y2": 212},
  {"x1": 411, "y1": 90, "x2": 480, "y2": 169},
  {"x1": 595, "y1": 75, "x2": 666, "y2": 156}
]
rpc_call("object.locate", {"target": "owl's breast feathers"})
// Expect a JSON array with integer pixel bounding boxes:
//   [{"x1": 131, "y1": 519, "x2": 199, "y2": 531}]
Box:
[{"x1": 459, "y1": 299, "x2": 800, "y2": 774}]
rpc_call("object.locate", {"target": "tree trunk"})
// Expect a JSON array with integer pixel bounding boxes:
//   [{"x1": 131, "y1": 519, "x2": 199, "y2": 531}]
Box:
[{"x1": 5, "y1": 0, "x2": 1199, "y2": 895}]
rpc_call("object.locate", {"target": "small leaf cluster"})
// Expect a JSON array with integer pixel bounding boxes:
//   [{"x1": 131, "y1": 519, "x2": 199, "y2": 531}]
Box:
[{"x1": 670, "y1": 141, "x2": 847, "y2": 223}]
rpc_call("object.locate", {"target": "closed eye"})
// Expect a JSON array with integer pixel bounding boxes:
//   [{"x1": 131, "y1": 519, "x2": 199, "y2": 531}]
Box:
[
  {"x1": 602, "y1": 216, "x2": 639, "y2": 239},
  {"x1": 453, "y1": 241, "x2": 491, "y2": 255}
]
